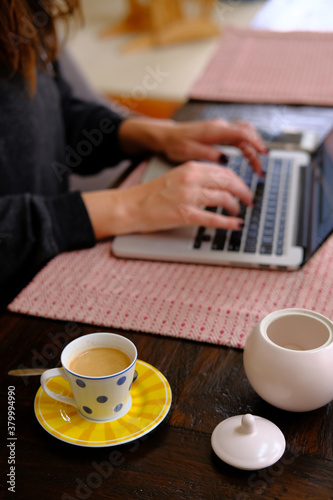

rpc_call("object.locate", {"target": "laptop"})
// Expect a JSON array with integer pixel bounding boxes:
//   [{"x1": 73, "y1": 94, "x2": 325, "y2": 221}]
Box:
[{"x1": 112, "y1": 122, "x2": 333, "y2": 271}]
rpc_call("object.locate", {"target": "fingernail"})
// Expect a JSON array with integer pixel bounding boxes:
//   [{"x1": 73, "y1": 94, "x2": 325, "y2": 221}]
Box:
[
  {"x1": 219, "y1": 153, "x2": 229, "y2": 165},
  {"x1": 238, "y1": 221, "x2": 245, "y2": 229}
]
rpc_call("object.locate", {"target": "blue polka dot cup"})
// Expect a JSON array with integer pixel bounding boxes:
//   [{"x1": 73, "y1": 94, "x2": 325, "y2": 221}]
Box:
[{"x1": 40, "y1": 333, "x2": 137, "y2": 422}]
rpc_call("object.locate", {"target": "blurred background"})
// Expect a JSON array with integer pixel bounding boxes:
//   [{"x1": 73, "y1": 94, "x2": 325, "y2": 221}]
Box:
[
  {"x1": 66, "y1": 0, "x2": 266, "y2": 118},
  {"x1": 65, "y1": 0, "x2": 332, "y2": 192}
]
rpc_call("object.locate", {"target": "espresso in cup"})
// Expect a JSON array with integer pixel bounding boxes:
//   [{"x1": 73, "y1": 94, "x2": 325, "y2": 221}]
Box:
[{"x1": 69, "y1": 347, "x2": 131, "y2": 377}]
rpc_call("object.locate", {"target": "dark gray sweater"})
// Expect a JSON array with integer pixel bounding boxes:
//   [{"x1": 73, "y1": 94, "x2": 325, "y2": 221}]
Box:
[{"x1": 0, "y1": 65, "x2": 126, "y2": 305}]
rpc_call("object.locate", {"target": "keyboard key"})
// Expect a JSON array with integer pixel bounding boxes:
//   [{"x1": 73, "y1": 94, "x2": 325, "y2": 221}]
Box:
[
  {"x1": 261, "y1": 155, "x2": 269, "y2": 173},
  {"x1": 228, "y1": 230, "x2": 242, "y2": 252},
  {"x1": 231, "y1": 156, "x2": 242, "y2": 175},
  {"x1": 260, "y1": 243, "x2": 273, "y2": 255},
  {"x1": 212, "y1": 229, "x2": 227, "y2": 250},
  {"x1": 244, "y1": 244, "x2": 256, "y2": 253},
  {"x1": 193, "y1": 226, "x2": 206, "y2": 249}
]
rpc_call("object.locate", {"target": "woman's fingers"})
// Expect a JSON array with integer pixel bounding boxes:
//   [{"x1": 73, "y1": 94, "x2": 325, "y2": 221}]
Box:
[
  {"x1": 117, "y1": 161, "x2": 254, "y2": 235},
  {"x1": 218, "y1": 120, "x2": 267, "y2": 153},
  {"x1": 194, "y1": 164, "x2": 254, "y2": 207},
  {"x1": 199, "y1": 188, "x2": 240, "y2": 215},
  {"x1": 237, "y1": 141, "x2": 264, "y2": 177},
  {"x1": 179, "y1": 205, "x2": 245, "y2": 231},
  {"x1": 172, "y1": 139, "x2": 229, "y2": 164},
  {"x1": 166, "y1": 119, "x2": 267, "y2": 173}
]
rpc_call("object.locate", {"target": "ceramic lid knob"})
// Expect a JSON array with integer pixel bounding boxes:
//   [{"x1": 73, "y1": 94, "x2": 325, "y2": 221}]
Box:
[
  {"x1": 240, "y1": 414, "x2": 256, "y2": 434},
  {"x1": 211, "y1": 414, "x2": 286, "y2": 470}
]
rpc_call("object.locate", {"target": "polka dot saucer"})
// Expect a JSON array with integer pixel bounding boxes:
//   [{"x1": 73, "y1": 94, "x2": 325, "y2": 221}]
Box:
[{"x1": 34, "y1": 360, "x2": 172, "y2": 447}]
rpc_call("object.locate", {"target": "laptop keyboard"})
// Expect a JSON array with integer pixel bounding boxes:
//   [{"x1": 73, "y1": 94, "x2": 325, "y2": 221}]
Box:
[{"x1": 193, "y1": 155, "x2": 292, "y2": 256}]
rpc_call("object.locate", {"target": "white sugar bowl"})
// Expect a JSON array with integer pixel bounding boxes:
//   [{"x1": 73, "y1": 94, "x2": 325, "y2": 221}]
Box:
[{"x1": 243, "y1": 309, "x2": 333, "y2": 412}]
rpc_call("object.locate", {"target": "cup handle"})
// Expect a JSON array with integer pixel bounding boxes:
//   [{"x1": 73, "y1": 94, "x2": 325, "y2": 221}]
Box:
[{"x1": 41, "y1": 368, "x2": 77, "y2": 408}]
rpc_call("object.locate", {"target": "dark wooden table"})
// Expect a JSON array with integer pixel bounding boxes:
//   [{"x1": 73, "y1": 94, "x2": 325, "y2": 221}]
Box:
[{"x1": 0, "y1": 309, "x2": 332, "y2": 500}]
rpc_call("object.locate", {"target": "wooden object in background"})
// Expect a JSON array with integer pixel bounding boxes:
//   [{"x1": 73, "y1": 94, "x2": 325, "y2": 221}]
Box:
[
  {"x1": 105, "y1": 93, "x2": 183, "y2": 118},
  {"x1": 100, "y1": 0, "x2": 220, "y2": 52}
]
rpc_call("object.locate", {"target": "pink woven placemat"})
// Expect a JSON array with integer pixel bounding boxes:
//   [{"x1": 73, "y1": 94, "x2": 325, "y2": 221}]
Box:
[
  {"x1": 8, "y1": 234, "x2": 333, "y2": 349},
  {"x1": 190, "y1": 27, "x2": 333, "y2": 105}
]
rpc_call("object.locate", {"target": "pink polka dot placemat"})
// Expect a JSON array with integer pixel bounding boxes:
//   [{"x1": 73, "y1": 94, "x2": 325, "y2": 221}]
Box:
[
  {"x1": 8, "y1": 234, "x2": 333, "y2": 349},
  {"x1": 190, "y1": 27, "x2": 333, "y2": 106}
]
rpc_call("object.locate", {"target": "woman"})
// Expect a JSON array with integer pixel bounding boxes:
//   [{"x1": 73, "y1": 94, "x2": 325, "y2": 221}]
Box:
[{"x1": 0, "y1": 0, "x2": 266, "y2": 305}]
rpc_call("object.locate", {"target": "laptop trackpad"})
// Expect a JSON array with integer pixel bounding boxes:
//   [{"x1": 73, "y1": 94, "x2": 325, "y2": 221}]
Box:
[
  {"x1": 142, "y1": 156, "x2": 174, "y2": 182},
  {"x1": 112, "y1": 226, "x2": 198, "y2": 260}
]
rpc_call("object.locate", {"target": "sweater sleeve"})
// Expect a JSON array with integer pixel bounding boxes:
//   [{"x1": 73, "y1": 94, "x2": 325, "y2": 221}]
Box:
[
  {"x1": 0, "y1": 66, "x2": 130, "y2": 306},
  {"x1": 55, "y1": 66, "x2": 128, "y2": 176},
  {"x1": 0, "y1": 191, "x2": 95, "y2": 305}
]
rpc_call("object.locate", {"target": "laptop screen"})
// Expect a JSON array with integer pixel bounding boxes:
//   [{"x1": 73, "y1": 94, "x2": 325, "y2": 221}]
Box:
[{"x1": 309, "y1": 129, "x2": 333, "y2": 256}]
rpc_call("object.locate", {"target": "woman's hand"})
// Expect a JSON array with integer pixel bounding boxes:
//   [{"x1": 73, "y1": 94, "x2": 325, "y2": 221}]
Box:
[
  {"x1": 81, "y1": 161, "x2": 254, "y2": 239},
  {"x1": 83, "y1": 116, "x2": 266, "y2": 240},
  {"x1": 118, "y1": 117, "x2": 267, "y2": 175}
]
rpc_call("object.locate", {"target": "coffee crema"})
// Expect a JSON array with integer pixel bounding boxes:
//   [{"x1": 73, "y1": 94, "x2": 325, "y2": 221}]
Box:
[{"x1": 69, "y1": 347, "x2": 131, "y2": 377}]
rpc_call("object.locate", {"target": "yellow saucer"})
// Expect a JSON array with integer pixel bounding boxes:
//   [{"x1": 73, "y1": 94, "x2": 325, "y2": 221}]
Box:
[{"x1": 34, "y1": 360, "x2": 172, "y2": 447}]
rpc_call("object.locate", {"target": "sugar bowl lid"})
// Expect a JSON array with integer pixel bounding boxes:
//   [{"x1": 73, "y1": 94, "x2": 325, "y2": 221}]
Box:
[{"x1": 211, "y1": 414, "x2": 286, "y2": 470}]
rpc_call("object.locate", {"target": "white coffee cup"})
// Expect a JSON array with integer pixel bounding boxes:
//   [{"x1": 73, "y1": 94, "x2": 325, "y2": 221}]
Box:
[
  {"x1": 243, "y1": 308, "x2": 333, "y2": 412},
  {"x1": 41, "y1": 332, "x2": 137, "y2": 422}
]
